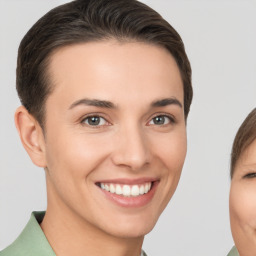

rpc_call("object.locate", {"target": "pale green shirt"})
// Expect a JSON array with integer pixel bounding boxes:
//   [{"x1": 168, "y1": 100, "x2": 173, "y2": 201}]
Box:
[
  {"x1": 227, "y1": 246, "x2": 239, "y2": 256},
  {"x1": 0, "y1": 212, "x2": 147, "y2": 256}
]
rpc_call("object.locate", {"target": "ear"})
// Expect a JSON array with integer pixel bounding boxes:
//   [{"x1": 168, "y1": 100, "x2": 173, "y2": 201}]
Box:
[{"x1": 15, "y1": 106, "x2": 46, "y2": 167}]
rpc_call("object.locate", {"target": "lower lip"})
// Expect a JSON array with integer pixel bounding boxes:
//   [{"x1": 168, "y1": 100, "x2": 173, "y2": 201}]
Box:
[{"x1": 98, "y1": 182, "x2": 158, "y2": 208}]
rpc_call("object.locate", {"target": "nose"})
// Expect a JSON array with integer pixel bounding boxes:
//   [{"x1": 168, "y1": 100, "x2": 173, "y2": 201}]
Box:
[{"x1": 111, "y1": 124, "x2": 151, "y2": 171}]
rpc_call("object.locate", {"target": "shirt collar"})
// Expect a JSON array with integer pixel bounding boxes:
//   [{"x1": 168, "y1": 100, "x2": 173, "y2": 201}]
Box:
[{"x1": 14, "y1": 211, "x2": 56, "y2": 256}]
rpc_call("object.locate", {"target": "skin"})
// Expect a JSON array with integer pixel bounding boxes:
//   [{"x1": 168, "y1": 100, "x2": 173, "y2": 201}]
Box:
[
  {"x1": 230, "y1": 139, "x2": 256, "y2": 256},
  {"x1": 15, "y1": 40, "x2": 187, "y2": 256}
]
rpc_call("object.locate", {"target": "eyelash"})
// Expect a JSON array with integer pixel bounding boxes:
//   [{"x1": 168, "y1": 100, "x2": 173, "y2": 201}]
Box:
[
  {"x1": 243, "y1": 173, "x2": 256, "y2": 179},
  {"x1": 80, "y1": 113, "x2": 176, "y2": 127}
]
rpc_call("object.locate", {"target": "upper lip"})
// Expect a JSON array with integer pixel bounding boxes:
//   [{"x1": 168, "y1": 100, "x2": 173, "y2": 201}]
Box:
[{"x1": 95, "y1": 177, "x2": 159, "y2": 185}]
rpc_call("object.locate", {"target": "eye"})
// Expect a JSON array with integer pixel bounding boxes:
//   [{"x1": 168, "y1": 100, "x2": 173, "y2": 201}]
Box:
[
  {"x1": 82, "y1": 115, "x2": 109, "y2": 126},
  {"x1": 148, "y1": 115, "x2": 174, "y2": 126},
  {"x1": 244, "y1": 172, "x2": 256, "y2": 179}
]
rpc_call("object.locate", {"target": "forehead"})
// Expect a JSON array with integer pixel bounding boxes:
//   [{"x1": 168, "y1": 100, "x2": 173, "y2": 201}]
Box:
[
  {"x1": 46, "y1": 40, "x2": 183, "y2": 107},
  {"x1": 241, "y1": 139, "x2": 256, "y2": 161},
  {"x1": 235, "y1": 139, "x2": 256, "y2": 172}
]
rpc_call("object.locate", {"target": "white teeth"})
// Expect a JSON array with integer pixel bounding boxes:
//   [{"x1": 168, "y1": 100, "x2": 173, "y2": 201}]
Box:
[
  {"x1": 123, "y1": 185, "x2": 131, "y2": 196},
  {"x1": 131, "y1": 185, "x2": 140, "y2": 196},
  {"x1": 145, "y1": 183, "x2": 149, "y2": 193},
  {"x1": 115, "y1": 185, "x2": 122, "y2": 195},
  {"x1": 99, "y1": 182, "x2": 152, "y2": 197},
  {"x1": 110, "y1": 184, "x2": 115, "y2": 193},
  {"x1": 139, "y1": 185, "x2": 145, "y2": 195}
]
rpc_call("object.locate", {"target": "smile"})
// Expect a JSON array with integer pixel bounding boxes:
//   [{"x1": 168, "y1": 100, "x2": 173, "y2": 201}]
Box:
[
  {"x1": 99, "y1": 182, "x2": 152, "y2": 197},
  {"x1": 96, "y1": 179, "x2": 158, "y2": 207}
]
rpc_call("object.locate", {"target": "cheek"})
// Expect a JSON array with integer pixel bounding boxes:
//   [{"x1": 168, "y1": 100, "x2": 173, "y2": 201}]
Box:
[
  {"x1": 154, "y1": 128, "x2": 187, "y2": 171},
  {"x1": 44, "y1": 131, "x2": 112, "y2": 210},
  {"x1": 230, "y1": 184, "x2": 256, "y2": 229},
  {"x1": 152, "y1": 127, "x2": 187, "y2": 191},
  {"x1": 151, "y1": 128, "x2": 187, "y2": 214},
  {"x1": 45, "y1": 130, "x2": 110, "y2": 180}
]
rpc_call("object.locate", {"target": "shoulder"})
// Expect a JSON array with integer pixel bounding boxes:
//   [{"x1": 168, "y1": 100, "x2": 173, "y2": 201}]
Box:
[
  {"x1": 0, "y1": 212, "x2": 55, "y2": 256},
  {"x1": 227, "y1": 246, "x2": 240, "y2": 256}
]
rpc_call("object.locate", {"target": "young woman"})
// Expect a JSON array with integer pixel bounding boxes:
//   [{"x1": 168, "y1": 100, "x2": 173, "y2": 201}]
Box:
[
  {"x1": 228, "y1": 108, "x2": 256, "y2": 256},
  {"x1": 0, "y1": 0, "x2": 192, "y2": 255}
]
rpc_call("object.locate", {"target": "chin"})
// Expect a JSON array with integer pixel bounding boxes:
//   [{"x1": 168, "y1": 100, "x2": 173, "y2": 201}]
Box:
[{"x1": 100, "y1": 214, "x2": 159, "y2": 239}]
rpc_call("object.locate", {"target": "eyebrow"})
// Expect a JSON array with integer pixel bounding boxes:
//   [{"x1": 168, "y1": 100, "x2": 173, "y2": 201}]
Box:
[
  {"x1": 69, "y1": 97, "x2": 182, "y2": 110},
  {"x1": 151, "y1": 98, "x2": 183, "y2": 108},
  {"x1": 69, "y1": 98, "x2": 116, "y2": 109}
]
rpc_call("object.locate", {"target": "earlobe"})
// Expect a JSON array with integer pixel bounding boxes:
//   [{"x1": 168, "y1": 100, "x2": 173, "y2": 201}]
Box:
[{"x1": 14, "y1": 106, "x2": 46, "y2": 167}]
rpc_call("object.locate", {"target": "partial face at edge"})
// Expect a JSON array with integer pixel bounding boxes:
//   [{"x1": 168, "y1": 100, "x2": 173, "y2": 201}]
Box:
[
  {"x1": 42, "y1": 40, "x2": 187, "y2": 238},
  {"x1": 230, "y1": 139, "x2": 256, "y2": 256}
]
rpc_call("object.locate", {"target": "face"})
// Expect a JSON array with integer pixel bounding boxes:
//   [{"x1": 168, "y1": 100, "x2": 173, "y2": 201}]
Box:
[
  {"x1": 43, "y1": 40, "x2": 186, "y2": 238},
  {"x1": 230, "y1": 139, "x2": 256, "y2": 256}
]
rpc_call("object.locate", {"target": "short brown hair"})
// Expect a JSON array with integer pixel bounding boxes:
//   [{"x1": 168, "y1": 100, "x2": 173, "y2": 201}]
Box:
[
  {"x1": 16, "y1": 0, "x2": 192, "y2": 128},
  {"x1": 230, "y1": 108, "x2": 256, "y2": 178}
]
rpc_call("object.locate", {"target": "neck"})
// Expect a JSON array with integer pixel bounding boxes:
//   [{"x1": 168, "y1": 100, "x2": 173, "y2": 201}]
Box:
[{"x1": 41, "y1": 192, "x2": 144, "y2": 256}]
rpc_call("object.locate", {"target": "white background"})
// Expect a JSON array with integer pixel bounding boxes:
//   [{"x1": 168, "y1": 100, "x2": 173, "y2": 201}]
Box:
[{"x1": 0, "y1": 0, "x2": 255, "y2": 255}]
